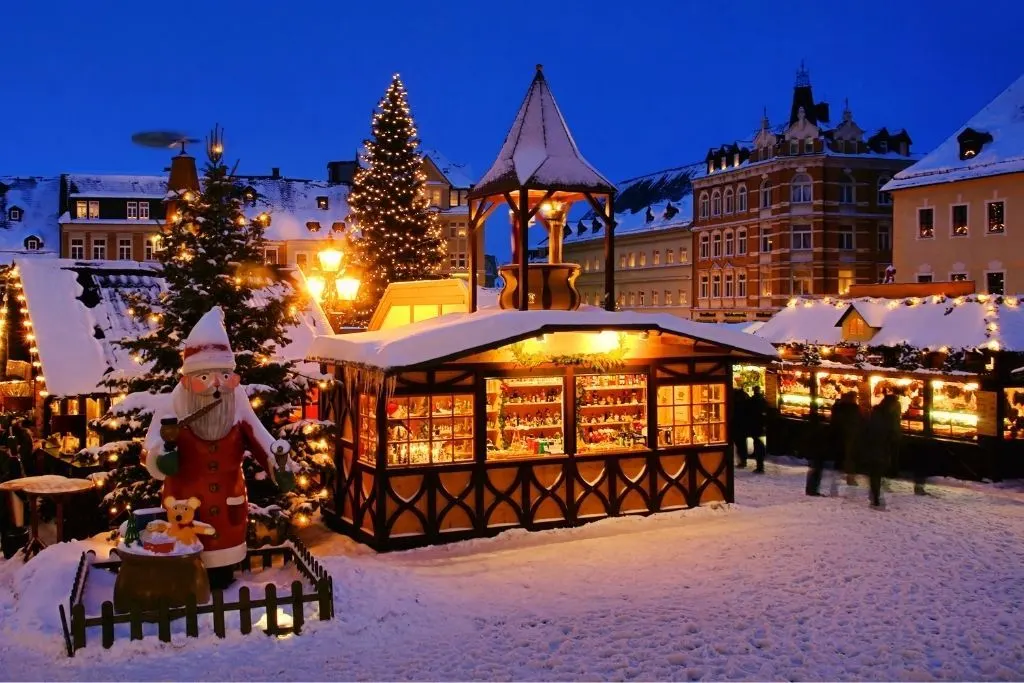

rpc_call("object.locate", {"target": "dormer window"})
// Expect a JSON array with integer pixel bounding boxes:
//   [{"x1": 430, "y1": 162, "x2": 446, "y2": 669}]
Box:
[
  {"x1": 306, "y1": 221, "x2": 321, "y2": 233},
  {"x1": 8, "y1": 207, "x2": 22, "y2": 221},
  {"x1": 23, "y1": 235, "x2": 41, "y2": 251},
  {"x1": 707, "y1": 160, "x2": 714, "y2": 175},
  {"x1": 789, "y1": 141, "x2": 799, "y2": 155},
  {"x1": 316, "y1": 196, "x2": 329, "y2": 210},
  {"x1": 804, "y1": 139, "x2": 814, "y2": 154},
  {"x1": 719, "y1": 157, "x2": 727, "y2": 171},
  {"x1": 243, "y1": 187, "x2": 257, "y2": 205},
  {"x1": 733, "y1": 153, "x2": 740, "y2": 167},
  {"x1": 331, "y1": 221, "x2": 346, "y2": 233},
  {"x1": 957, "y1": 127, "x2": 993, "y2": 160},
  {"x1": 878, "y1": 140, "x2": 888, "y2": 153}
]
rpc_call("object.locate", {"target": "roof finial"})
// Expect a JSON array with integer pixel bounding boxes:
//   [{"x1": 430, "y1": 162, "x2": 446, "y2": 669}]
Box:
[
  {"x1": 762, "y1": 106, "x2": 769, "y2": 128},
  {"x1": 842, "y1": 97, "x2": 852, "y2": 122},
  {"x1": 536, "y1": 63, "x2": 544, "y2": 72},
  {"x1": 795, "y1": 60, "x2": 810, "y2": 88}
]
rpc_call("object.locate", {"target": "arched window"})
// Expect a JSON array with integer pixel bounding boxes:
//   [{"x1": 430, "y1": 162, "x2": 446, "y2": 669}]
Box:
[
  {"x1": 840, "y1": 172, "x2": 855, "y2": 205},
  {"x1": 736, "y1": 227, "x2": 748, "y2": 255},
  {"x1": 724, "y1": 229, "x2": 734, "y2": 257},
  {"x1": 711, "y1": 190, "x2": 722, "y2": 217},
  {"x1": 737, "y1": 185, "x2": 748, "y2": 212},
  {"x1": 877, "y1": 177, "x2": 892, "y2": 206},
  {"x1": 791, "y1": 173, "x2": 812, "y2": 204},
  {"x1": 699, "y1": 232, "x2": 710, "y2": 260},
  {"x1": 760, "y1": 179, "x2": 772, "y2": 208},
  {"x1": 711, "y1": 231, "x2": 722, "y2": 258},
  {"x1": 23, "y1": 235, "x2": 41, "y2": 251},
  {"x1": 699, "y1": 192, "x2": 710, "y2": 219},
  {"x1": 724, "y1": 187, "x2": 734, "y2": 214}
]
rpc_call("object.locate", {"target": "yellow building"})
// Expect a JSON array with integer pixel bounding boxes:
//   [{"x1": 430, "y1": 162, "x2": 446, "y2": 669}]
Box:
[{"x1": 886, "y1": 74, "x2": 1024, "y2": 294}]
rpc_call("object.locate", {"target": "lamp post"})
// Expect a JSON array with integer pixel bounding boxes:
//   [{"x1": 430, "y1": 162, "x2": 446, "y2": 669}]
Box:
[{"x1": 306, "y1": 234, "x2": 362, "y2": 331}]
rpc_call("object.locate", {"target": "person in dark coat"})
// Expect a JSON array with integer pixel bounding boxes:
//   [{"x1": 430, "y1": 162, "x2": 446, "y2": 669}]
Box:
[
  {"x1": 9, "y1": 420, "x2": 34, "y2": 477},
  {"x1": 731, "y1": 388, "x2": 750, "y2": 468},
  {"x1": 808, "y1": 391, "x2": 860, "y2": 496},
  {"x1": 746, "y1": 386, "x2": 768, "y2": 473},
  {"x1": 866, "y1": 392, "x2": 902, "y2": 508}
]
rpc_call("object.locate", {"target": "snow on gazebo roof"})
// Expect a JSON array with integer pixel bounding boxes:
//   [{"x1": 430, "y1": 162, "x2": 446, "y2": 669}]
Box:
[
  {"x1": 754, "y1": 295, "x2": 1024, "y2": 353},
  {"x1": 308, "y1": 307, "x2": 778, "y2": 372},
  {"x1": 471, "y1": 66, "x2": 616, "y2": 198},
  {"x1": 15, "y1": 258, "x2": 332, "y2": 397}
]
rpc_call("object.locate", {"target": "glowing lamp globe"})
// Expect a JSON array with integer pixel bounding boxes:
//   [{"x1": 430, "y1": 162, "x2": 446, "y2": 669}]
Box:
[
  {"x1": 318, "y1": 245, "x2": 343, "y2": 274},
  {"x1": 335, "y1": 269, "x2": 363, "y2": 302},
  {"x1": 306, "y1": 274, "x2": 327, "y2": 302}
]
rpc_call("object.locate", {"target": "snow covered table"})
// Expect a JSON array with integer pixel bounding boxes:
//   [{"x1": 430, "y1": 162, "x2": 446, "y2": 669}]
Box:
[{"x1": 0, "y1": 475, "x2": 95, "y2": 559}]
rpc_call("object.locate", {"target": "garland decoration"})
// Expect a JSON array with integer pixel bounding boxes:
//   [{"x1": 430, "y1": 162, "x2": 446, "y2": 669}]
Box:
[{"x1": 508, "y1": 333, "x2": 628, "y2": 373}]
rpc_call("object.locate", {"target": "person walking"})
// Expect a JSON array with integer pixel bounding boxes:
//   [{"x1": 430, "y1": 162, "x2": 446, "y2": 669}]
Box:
[
  {"x1": 747, "y1": 386, "x2": 768, "y2": 473},
  {"x1": 808, "y1": 391, "x2": 860, "y2": 496},
  {"x1": 731, "y1": 387, "x2": 750, "y2": 468},
  {"x1": 866, "y1": 392, "x2": 902, "y2": 509}
]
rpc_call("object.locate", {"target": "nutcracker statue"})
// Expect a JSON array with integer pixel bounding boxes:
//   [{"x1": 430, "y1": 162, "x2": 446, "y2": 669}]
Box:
[{"x1": 144, "y1": 306, "x2": 295, "y2": 588}]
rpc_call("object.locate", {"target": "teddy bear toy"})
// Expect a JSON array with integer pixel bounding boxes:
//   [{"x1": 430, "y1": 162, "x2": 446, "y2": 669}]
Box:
[{"x1": 146, "y1": 496, "x2": 216, "y2": 547}]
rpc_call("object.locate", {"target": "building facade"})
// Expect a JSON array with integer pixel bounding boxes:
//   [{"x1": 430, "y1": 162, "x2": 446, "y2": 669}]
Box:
[
  {"x1": 885, "y1": 73, "x2": 1024, "y2": 295},
  {"x1": 58, "y1": 175, "x2": 166, "y2": 262},
  {"x1": 421, "y1": 150, "x2": 483, "y2": 282},
  {"x1": 690, "y1": 64, "x2": 916, "y2": 322}
]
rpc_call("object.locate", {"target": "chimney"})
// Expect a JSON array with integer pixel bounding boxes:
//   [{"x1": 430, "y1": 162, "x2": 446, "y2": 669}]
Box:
[
  {"x1": 166, "y1": 151, "x2": 200, "y2": 223},
  {"x1": 271, "y1": 167, "x2": 280, "y2": 179}
]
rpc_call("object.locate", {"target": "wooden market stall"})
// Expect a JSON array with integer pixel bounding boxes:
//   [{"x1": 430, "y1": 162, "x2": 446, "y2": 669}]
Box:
[{"x1": 753, "y1": 294, "x2": 1024, "y2": 480}]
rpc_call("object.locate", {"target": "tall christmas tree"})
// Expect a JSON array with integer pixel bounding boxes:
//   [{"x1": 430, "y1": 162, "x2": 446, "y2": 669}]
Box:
[
  {"x1": 343, "y1": 74, "x2": 446, "y2": 326},
  {"x1": 90, "y1": 127, "x2": 335, "y2": 532}
]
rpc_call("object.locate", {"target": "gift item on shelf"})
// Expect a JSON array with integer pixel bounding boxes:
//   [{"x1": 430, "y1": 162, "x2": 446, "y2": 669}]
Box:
[
  {"x1": 576, "y1": 373, "x2": 648, "y2": 453},
  {"x1": 930, "y1": 379, "x2": 979, "y2": 439},
  {"x1": 1004, "y1": 388, "x2": 1024, "y2": 440},
  {"x1": 486, "y1": 377, "x2": 565, "y2": 460},
  {"x1": 778, "y1": 370, "x2": 812, "y2": 417},
  {"x1": 814, "y1": 372, "x2": 861, "y2": 415},
  {"x1": 869, "y1": 376, "x2": 925, "y2": 432},
  {"x1": 384, "y1": 393, "x2": 474, "y2": 466}
]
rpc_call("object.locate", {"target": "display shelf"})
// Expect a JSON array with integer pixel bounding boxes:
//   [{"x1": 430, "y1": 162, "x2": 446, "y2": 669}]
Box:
[
  {"x1": 499, "y1": 400, "x2": 563, "y2": 408},
  {"x1": 577, "y1": 373, "x2": 649, "y2": 454}
]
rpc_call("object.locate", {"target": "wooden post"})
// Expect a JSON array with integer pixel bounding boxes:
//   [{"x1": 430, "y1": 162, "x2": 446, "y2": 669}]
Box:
[
  {"x1": 101, "y1": 602, "x2": 115, "y2": 648},
  {"x1": 291, "y1": 580, "x2": 305, "y2": 634},
  {"x1": 518, "y1": 187, "x2": 530, "y2": 311},
  {"x1": 317, "y1": 578, "x2": 332, "y2": 621},
  {"x1": 129, "y1": 604, "x2": 143, "y2": 641},
  {"x1": 239, "y1": 587, "x2": 253, "y2": 634},
  {"x1": 469, "y1": 199, "x2": 479, "y2": 313},
  {"x1": 158, "y1": 603, "x2": 171, "y2": 643},
  {"x1": 603, "y1": 195, "x2": 616, "y2": 311},
  {"x1": 58, "y1": 604, "x2": 74, "y2": 657},
  {"x1": 71, "y1": 603, "x2": 86, "y2": 651},
  {"x1": 185, "y1": 595, "x2": 199, "y2": 638},
  {"x1": 265, "y1": 584, "x2": 279, "y2": 635},
  {"x1": 212, "y1": 591, "x2": 226, "y2": 638}
]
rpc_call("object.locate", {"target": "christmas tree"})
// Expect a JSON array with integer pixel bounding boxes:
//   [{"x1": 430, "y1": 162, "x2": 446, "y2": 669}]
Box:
[
  {"x1": 343, "y1": 74, "x2": 446, "y2": 326},
  {"x1": 123, "y1": 510, "x2": 141, "y2": 547},
  {"x1": 88, "y1": 127, "x2": 334, "y2": 531}
]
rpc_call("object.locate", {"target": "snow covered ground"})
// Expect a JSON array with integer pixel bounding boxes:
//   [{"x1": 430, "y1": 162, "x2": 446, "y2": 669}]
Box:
[{"x1": 2, "y1": 460, "x2": 1024, "y2": 681}]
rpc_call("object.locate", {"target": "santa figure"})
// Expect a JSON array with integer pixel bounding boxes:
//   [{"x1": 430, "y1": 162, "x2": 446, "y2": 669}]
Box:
[{"x1": 144, "y1": 306, "x2": 294, "y2": 586}]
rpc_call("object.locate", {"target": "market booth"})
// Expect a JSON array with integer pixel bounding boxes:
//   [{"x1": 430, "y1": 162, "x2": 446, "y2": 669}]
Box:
[
  {"x1": 753, "y1": 294, "x2": 1024, "y2": 480},
  {"x1": 309, "y1": 309, "x2": 776, "y2": 550}
]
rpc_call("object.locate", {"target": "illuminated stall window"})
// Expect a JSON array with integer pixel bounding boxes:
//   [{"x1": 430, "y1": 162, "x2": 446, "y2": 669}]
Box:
[
  {"x1": 386, "y1": 394, "x2": 474, "y2": 465},
  {"x1": 486, "y1": 377, "x2": 564, "y2": 459},
  {"x1": 86, "y1": 398, "x2": 104, "y2": 448},
  {"x1": 1004, "y1": 388, "x2": 1024, "y2": 440},
  {"x1": 869, "y1": 376, "x2": 925, "y2": 432},
  {"x1": 358, "y1": 394, "x2": 377, "y2": 465},
  {"x1": 778, "y1": 370, "x2": 812, "y2": 417},
  {"x1": 930, "y1": 380, "x2": 978, "y2": 439},
  {"x1": 814, "y1": 372, "x2": 861, "y2": 416},
  {"x1": 576, "y1": 373, "x2": 648, "y2": 454},
  {"x1": 656, "y1": 383, "x2": 726, "y2": 447},
  {"x1": 733, "y1": 365, "x2": 765, "y2": 395}
]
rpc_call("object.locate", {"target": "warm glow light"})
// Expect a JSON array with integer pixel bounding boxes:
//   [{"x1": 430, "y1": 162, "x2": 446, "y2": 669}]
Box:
[
  {"x1": 297, "y1": 475, "x2": 309, "y2": 488},
  {"x1": 306, "y1": 274, "x2": 326, "y2": 302},
  {"x1": 318, "y1": 245, "x2": 343, "y2": 273},
  {"x1": 989, "y1": 339, "x2": 1001, "y2": 351},
  {"x1": 335, "y1": 273, "x2": 361, "y2": 301}
]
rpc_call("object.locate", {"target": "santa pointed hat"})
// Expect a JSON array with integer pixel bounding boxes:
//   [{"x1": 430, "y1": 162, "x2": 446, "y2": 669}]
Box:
[{"x1": 180, "y1": 307, "x2": 235, "y2": 375}]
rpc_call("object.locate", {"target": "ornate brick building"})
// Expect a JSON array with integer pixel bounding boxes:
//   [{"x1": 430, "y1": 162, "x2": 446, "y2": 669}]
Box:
[{"x1": 690, "y1": 64, "x2": 916, "y2": 322}]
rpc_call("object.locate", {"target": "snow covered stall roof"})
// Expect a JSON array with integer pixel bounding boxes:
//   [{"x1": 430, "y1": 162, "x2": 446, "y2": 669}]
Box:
[
  {"x1": 308, "y1": 308, "x2": 778, "y2": 372},
  {"x1": 755, "y1": 295, "x2": 1024, "y2": 352},
  {"x1": 884, "y1": 73, "x2": 1024, "y2": 191},
  {"x1": 471, "y1": 65, "x2": 616, "y2": 198},
  {"x1": 0, "y1": 176, "x2": 61, "y2": 261},
  {"x1": 16, "y1": 258, "x2": 332, "y2": 397}
]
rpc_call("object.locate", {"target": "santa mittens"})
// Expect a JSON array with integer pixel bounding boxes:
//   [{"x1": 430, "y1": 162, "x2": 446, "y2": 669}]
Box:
[{"x1": 157, "y1": 449, "x2": 180, "y2": 476}]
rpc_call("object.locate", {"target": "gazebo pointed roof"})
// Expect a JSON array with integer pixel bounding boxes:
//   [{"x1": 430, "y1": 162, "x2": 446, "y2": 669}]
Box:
[{"x1": 470, "y1": 65, "x2": 616, "y2": 198}]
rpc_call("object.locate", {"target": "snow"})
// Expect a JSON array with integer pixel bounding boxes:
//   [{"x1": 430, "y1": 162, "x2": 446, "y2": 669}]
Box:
[
  {"x1": 308, "y1": 307, "x2": 778, "y2": 370},
  {"x1": 885, "y1": 73, "x2": 1024, "y2": 191},
  {"x1": 3, "y1": 464, "x2": 1024, "y2": 679},
  {"x1": 0, "y1": 176, "x2": 61, "y2": 262},
  {"x1": 183, "y1": 306, "x2": 230, "y2": 349},
  {"x1": 238, "y1": 178, "x2": 351, "y2": 243},
  {"x1": 422, "y1": 149, "x2": 475, "y2": 188},
  {"x1": 65, "y1": 174, "x2": 167, "y2": 198}
]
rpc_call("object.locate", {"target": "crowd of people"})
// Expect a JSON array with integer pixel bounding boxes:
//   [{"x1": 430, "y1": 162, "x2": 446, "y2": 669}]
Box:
[{"x1": 730, "y1": 386, "x2": 929, "y2": 509}]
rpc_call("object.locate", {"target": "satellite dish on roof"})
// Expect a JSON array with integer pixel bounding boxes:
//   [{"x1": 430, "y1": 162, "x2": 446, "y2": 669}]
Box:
[{"x1": 131, "y1": 130, "x2": 200, "y2": 154}]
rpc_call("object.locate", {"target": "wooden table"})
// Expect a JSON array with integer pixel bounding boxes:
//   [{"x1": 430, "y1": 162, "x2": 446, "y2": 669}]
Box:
[{"x1": 0, "y1": 475, "x2": 96, "y2": 559}]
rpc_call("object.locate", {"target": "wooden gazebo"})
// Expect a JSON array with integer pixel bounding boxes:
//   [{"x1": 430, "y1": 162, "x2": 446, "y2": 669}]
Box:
[{"x1": 466, "y1": 65, "x2": 618, "y2": 313}]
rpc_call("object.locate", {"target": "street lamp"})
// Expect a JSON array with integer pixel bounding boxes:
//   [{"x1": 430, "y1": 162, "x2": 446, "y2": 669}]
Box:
[{"x1": 306, "y1": 234, "x2": 362, "y2": 326}]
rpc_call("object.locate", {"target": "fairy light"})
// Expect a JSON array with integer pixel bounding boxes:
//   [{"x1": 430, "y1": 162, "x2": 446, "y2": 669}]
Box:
[{"x1": 297, "y1": 475, "x2": 309, "y2": 488}]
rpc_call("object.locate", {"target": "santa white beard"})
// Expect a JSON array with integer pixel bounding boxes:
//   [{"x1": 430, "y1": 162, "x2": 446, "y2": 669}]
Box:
[{"x1": 173, "y1": 384, "x2": 237, "y2": 441}]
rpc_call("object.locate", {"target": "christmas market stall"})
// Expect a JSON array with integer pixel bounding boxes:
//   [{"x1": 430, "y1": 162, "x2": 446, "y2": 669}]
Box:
[{"x1": 753, "y1": 294, "x2": 1024, "y2": 480}]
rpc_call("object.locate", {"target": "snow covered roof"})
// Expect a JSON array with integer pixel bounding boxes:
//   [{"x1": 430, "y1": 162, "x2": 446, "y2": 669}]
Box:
[
  {"x1": 65, "y1": 174, "x2": 167, "y2": 198},
  {"x1": 471, "y1": 66, "x2": 616, "y2": 198},
  {"x1": 884, "y1": 74, "x2": 1024, "y2": 191},
  {"x1": 422, "y1": 150, "x2": 474, "y2": 188},
  {"x1": 15, "y1": 258, "x2": 332, "y2": 397},
  {"x1": 308, "y1": 307, "x2": 778, "y2": 371},
  {"x1": 234, "y1": 177, "x2": 352, "y2": 243},
  {"x1": 755, "y1": 295, "x2": 1024, "y2": 352},
  {"x1": 0, "y1": 177, "x2": 61, "y2": 261}
]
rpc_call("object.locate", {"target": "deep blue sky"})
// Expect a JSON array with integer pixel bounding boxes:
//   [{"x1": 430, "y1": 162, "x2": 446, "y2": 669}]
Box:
[{"x1": 4, "y1": 0, "x2": 1023, "y2": 259}]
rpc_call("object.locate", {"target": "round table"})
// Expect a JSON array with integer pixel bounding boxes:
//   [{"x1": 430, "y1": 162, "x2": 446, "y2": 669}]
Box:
[{"x1": 0, "y1": 475, "x2": 95, "y2": 559}]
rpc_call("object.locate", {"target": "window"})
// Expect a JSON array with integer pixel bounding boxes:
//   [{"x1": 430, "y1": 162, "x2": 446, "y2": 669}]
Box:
[
  {"x1": 264, "y1": 247, "x2": 279, "y2": 264},
  {"x1": 138, "y1": 201, "x2": 149, "y2": 219},
  {"x1": 594, "y1": 258, "x2": 601, "y2": 272},
  {"x1": 918, "y1": 208, "x2": 934, "y2": 238},
  {"x1": 656, "y1": 384, "x2": 726, "y2": 447},
  {"x1": 760, "y1": 180, "x2": 772, "y2": 208},
  {"x1": 118, "y1": 238, "x2": 132, "y2": 260},
  {"x1": 651, "y1": 290, "x2": 659, "y2": 306},
  {"x1": 679, "y1": 289, "x2": 688, "y2": 305},
  {"x1": 430, "y1": 189, "x2": 442, "y2": 206},
  {"x1": 987, "y1": 271, "x2": 1006, "y2": 295},
  {"x1": 387, "y1": 393, "x2": 474, "y2": 465},
  {"x1": 666, "y1": 249, "x2": 675, "y2": 265},
  {"x1": 699, "y1": 192, "x2": 710, "y2": 219},
  {"x1": 629, "y1": 292, "x2": 635, "y2": 307},
  {"x1": 737, "y1": 228, "x2": 748, "y2": 255},
  {"x1": 639, "y1": 252, "x2": 647, "y2": 267},
  {"x1": 838, "y1": 267, "x2": 854, "y2": 295},
  {"x1": 838, "y1": 225, "x2": 854, "y2": 250},
  {"x1": 88, "y1": 201, "x2": 99, "y2": 219},
  {"x1": 143, "y1": 236, "x2": 158, "y2": 261},
  {"x1": 711, "y1": 190, "x2": 722, "y2": 217},
  {"x1": 711, "y1": 232, "x2": 722, "y2": 258},
  {"x1": 70, "y1": 237, "x2": 84, "y2": 259},
  {"x1": 127, "y1": 201, "x2": 138, "y2": 219},
  {"x1": 737, "y1": 271, "x2": 747, "y2": 297},
  {"x1": 699, "y1": 233, "x2": 710, "y2": 260},
  {"x1": 653, "y1": 250, "x2": 660, "y2": 266},
  {"x1": 724, "y1": 188, "x2": 734, "y2": 214},
  {"x1": 987, "y1": 201, "x2": 1005, "y2": 234},
  {"x1": 24, "y1": 236, "x2": 40, "y2": 250},
  {"x1": 878, "y1": 224, "x2": 891, "y2": 251},
  {"x1": 950, "y1": 272, "x2": 968, "y2": 282},
  {"x1": 761, "y1": 268, "x2": 772, "y2": 296},
  {"x1": 917, "y1": 274, "x2": 933, "y2": 283},
  {"x1": 840, "y1": 175, "x2": 855, "y2": 204},
  {"x1": 618, "y1": 292, "x2": 625, "y2": 307},
  {"x1": 583, "y1": 260, "x2": 590, "y2": 272},
  {"x1": 724, "y1": 230, "x2": 734, "y2": 256},
  {"x1": 639, "y1": 292, "x2": 645, "y2": 307},
  {"x1": 791, "y1": 225, "x2": 812, "y2": 250},
  {"x1": 791, "y1": 268, "x2": 812, "y2": 295},
  {"x1": 91, "y1": 237, "x2": 106, "y2": 260},
  {"x1": 737, "y1": 185, "x2": 748, "y2": 212},
  {"x1": 449, "y1": 192, "x2": 459, "y2": 208},
  {"x1": 761, "y1": 228, "x2": 773, "y2": 253},
  {"x1": 790, "y1": 141, "x2": 799, "y2": 155},
  {"x1": 620, "y1": 254, "x2": 627, "y2": 268},
  {"x1": 628, "y1": 252, "x2": 636, "y2": 267},
  {"x1": 665, "y1": 290, "x2": 673, "y2": 306},
  {"x1": 680, "y1": 247, "x2": 689, "y2": 263},
  {"x1": 952, "y1": 204, "x2": 969, "y2": 236},
  {"x1": 877, "y1": 178, "x2": 892, "y2": 206},
  {"x1": 8, "y1": 207, "x2": 21, "y2": 221},
  {"x1": 699, "y1": 274, "x2": 709, "y2": 299},
  {"x1": 711, "y1": 273, "x2": 721, "y2": 298},
  {"x1": 791, "y1": 174, "x2": 812, "y2": 204},
  {"x1": 724, "y1": 272, "x2": 734, "y2": 298},
  {"x1": 316, "y1": 196, "x2": 329, "y2": 210},
  {"x1": 75, "y1": 201, "x2": 87, "y2": 219}
]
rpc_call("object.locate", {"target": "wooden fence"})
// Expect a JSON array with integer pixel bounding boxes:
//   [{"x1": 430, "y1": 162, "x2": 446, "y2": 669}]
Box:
[{"x1": 58, "y1": 539, "x2": 334, "y2": 656}]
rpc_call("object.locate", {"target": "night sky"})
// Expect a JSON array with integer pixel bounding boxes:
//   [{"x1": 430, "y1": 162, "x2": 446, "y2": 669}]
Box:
[{"x1": 4, "y1": 0, "x2": 1023, "y2": 259}]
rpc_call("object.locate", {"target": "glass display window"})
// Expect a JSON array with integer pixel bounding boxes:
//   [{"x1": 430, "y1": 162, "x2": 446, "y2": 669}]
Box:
[
  {"x1": 869, "y1": 376, "x2": 924, "y2": 432},
  {"x1": 778, "y1": 370, "x2": 812, "y2": 417},
  {"x1": 733, "y1": 365, "x2": 765, "y2": 396},
  {"x1": 576, "y1": 373, "x2": 648, "y2": 454},
  {"x1": 385, "y1": 394, "x2": 474, "y2": 466},
  {"x1": 486, "y1": 377, "x2": 565, "y2": 460},
  {"x1": 358, "y1": 393, "x2": 377, "y2": 465},
  {"x1": 656, "y1": 383, "x2": 726, "y2": 447},
  {"x1": 815, "y1": 372, "x2": 861, "y2": 416},
  {"x1": 930, "y1": 380, "x2": 978, "y2": 439},
  {"x1": 1003, "y1": 388, "x2": 1024, "y2": 440}
]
